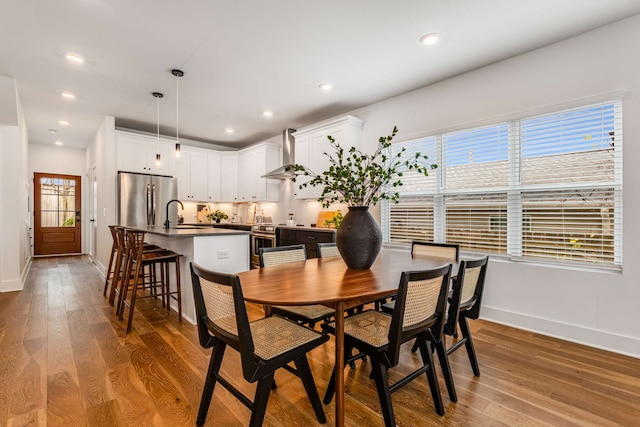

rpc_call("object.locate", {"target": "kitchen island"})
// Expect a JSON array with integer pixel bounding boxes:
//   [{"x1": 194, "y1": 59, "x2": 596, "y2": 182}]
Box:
[{"x1": 133, "y1": 226, "x2": 251, "y2": 323}]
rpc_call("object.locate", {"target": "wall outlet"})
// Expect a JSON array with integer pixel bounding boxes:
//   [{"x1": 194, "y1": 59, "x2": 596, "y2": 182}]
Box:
[{"x1": 217, "y1": 249, "x2": 230, "y2": 259}]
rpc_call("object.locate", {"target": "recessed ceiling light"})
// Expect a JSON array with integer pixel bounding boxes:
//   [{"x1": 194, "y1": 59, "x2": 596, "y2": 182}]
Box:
[
  {"x1": 225, "y1": 128, "x2": 235, "y2": 134},
  {"x1": 61, "y1": 92, "x2": 76, "y2": 100},
  {"x1": 58, "y1": 120, "x2": 70, "y2": 126},
  {"x1": 319, "y1": 83, "x2": 333, "y2": 91},
  {"x1": 419, "y1": 33, "x2": 440, "y2": 46},
  {"x1": 48, "y1": 128, "x2": 58, "y2": 134},
  {"x1": 65, "y1": 53, "x2": 84, "y2": 64},
  {"x1": 55, "y1": 141, "x2": 64, "y2": 146},
  {"x1": 262, "y1": 111, "x2": 273, "y2": 117}
]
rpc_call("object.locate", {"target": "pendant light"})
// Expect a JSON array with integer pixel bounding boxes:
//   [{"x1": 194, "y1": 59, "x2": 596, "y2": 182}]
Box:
[
  {"x1": 153, "y1": 92, "x2": 164, "y2": 166},
  {"x1": 172, "y1": 69, "x2": 184, "y2": 157}
]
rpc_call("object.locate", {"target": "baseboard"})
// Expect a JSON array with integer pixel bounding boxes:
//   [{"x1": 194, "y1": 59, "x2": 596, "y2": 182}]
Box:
[
  {"x1": 0, "y1": 258, "x2": 32, "y2": 292},
  {"x1": 482, "y1": 306, "x2": 640, "y2": 359}
]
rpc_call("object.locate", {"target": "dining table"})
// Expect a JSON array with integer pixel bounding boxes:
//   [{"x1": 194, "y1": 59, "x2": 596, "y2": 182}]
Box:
[{"x1": 237, "y1": 249, "x2": 460, "y2": 426}]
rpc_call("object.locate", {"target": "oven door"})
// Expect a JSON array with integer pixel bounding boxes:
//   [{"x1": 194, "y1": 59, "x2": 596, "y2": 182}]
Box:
[{"x1": 252, "y1": 233, "x2": 276, "y2": 267}]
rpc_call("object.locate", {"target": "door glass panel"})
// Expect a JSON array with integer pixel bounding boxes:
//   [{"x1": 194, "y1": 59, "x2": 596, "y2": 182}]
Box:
[{"x1": 40, "y1": 177, "x2": 77, "y2": 227}]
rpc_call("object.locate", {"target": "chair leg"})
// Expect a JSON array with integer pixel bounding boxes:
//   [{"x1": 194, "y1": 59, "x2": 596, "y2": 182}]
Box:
[
  {"x1": 411, "y1": 339, "x2": 419, "y2": 353},
  {"x1": 417, "y1": 339, "x2": 445, "y2": 416},
  {"x1": 459, "y1": 316, "x2": 480, "y2": 376},
  {"x1": 294, "y1": 356, "x2": 326, "y2": 423},
  {"x1": 196, "y1": 343, "x2": 226, "y2": 426},
  {"x1": 103, "y1": 247, "x2": 116, "y2": 296},
  {"x1": 433, "y1": 337, "x2": 457, "y2": 402},
  {"x1": 371, "y1": 359, "x2": 395, "y2": 427},
  {"x1": 323, "y1": 344, "x2": 353, "y2": 404},
  {"x1": 249, "y1": 374, "x2": 274, "y2": 427}
]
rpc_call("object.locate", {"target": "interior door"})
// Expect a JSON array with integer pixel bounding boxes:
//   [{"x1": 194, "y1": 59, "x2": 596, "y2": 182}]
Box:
[{"x1": 34, "y1": 172, "x2": 82, "y2": 255}]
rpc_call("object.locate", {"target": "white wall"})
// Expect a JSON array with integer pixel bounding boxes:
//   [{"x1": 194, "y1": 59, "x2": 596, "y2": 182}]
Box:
[
  {"x1": 336, "y1": 14, "x2": 640, "y2": 357},
  {"x1": 0, "y1": 77, "x2": 29, "y2": 292},
  {"x1": 86, "y1": 116, "x2": 117, "y2": 274}
]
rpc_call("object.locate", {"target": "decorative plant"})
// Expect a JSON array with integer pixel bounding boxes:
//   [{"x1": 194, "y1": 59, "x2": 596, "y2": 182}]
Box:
[
  {"x1": 292, "y1": 126, "x2": 437, "y2": 207},
  {"x1": 323, "y1": 209, "x2": 344, "y2": 228},
  {"x1": 207, "y1": 209, "x2": 229, "y2": 223}
]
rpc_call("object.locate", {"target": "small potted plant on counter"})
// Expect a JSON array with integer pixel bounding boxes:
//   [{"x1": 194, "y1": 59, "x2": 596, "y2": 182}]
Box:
[
  {"x1": 207, "y1": 209, "x2": 229, "y2": 224},
  {"x1": 292, "y1": 126, "x2": 436, "y2": 269}
]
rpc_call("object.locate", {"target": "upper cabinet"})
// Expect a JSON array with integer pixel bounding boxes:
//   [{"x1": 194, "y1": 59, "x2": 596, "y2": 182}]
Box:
[
  {"x1": 175, "y1": 146, "x2": 208, "y2": 201},
  {"x1": 293, "y1": 115, "x2": 364, "y2": 199},
  {"x1": 218, "y1": 152, "x2": 239, "y2": 202},
  {"x1": 116, "y1": 131, "x2": 175, "y2": 176},
  {"x1": 115, "y1": 130, "x2": 281, "y2": 203},
  {"x1": 238, "y1": 142, "x2": 280, "y2": 202}
]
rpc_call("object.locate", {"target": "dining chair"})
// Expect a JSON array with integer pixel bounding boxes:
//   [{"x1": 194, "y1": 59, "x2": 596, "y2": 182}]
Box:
[
  {"x1": 445, "y1": 256, "x2": 489, "y2": 376},
  {"x1": 380, "y1": 241, "x2": 460, "y2": 313},
  {"x1": 190, "y1": 262, "x2": 329, "y2": 427},
  {"x1": 259, "y1": 245, "x2": 334, "y2": 328},
  {"x1": 323, "y1": 264, "x2": 456, "y2": 425},
  {"x1": 317, "y1": 241, "x2": 340, "y2": 258}
]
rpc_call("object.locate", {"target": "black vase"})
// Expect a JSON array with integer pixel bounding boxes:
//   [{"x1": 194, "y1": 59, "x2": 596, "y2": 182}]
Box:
[{"x1": 336, "y1": 206, "x2": 382, "y2": 270}]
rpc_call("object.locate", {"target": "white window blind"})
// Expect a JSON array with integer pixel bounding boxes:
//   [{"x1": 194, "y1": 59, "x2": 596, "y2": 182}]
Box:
[
  {"x1": 521, "y1": 188, "x2": 618, "y2": 266},
  {"x1": 444, "y1": 124, "x2": 509, "y2": 190},
  {"x1": 383, "y1": 100, "x2": 622, "y2": 270},
  {"x1": 445, "y1": 193, "x2": 508, "y2": 254},
  {"x1": 386, "y1": 196, "x2": 435, "y2": 244}
]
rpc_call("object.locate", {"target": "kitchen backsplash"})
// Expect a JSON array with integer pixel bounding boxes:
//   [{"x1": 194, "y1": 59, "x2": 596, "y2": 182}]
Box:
[{"x1": 179, "y1": 179, "x2": 353, "y2": 226}]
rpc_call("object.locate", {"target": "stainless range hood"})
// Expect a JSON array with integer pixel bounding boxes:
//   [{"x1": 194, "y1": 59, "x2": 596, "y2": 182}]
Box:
[{"x1": 261, "y1": 128, "x2": 298, "y2": 179}]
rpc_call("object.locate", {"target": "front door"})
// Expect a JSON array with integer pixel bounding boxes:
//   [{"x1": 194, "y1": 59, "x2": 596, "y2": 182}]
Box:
[{"x1": 34, "y1": 172, "x2": 82, "y2": 255}]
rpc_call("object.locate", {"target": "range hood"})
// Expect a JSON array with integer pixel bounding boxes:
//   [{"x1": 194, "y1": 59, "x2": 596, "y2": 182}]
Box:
[{"x1": 262, "y1": 128, "x2": 298, "y2": 179}]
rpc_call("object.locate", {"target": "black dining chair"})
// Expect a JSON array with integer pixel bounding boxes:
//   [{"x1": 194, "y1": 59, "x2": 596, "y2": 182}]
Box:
[
  {"x1": 190, "y1": 262, "x2": 329, "y2": 426},
  {"x1": 445, "y1": 256, "x2": 489, "y2": 376},
  {"x1": 259, "y1": 245, "x2": 335, "y2": 328},
  {"x1": 381, "y1": 241, "x2": 459, "y2": 313},
  {"x1": 322, "y1": 264, "x2": 456, "y2": 425}
]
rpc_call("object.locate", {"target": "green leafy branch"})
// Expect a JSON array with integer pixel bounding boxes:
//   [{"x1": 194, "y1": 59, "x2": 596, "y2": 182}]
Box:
[{"x1": 291, "y1": 126, "x2": 437, "y2": 208}]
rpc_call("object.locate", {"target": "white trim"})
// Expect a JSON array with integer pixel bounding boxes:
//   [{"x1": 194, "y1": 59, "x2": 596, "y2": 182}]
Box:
[{"x1": 482, "y1": 306, "x2": 640, "y2": 359}]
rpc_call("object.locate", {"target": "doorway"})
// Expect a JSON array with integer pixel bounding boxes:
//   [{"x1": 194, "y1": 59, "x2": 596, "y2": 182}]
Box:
[{"x1": 34, "y1": 172, "x2": 82, "y2": 255}]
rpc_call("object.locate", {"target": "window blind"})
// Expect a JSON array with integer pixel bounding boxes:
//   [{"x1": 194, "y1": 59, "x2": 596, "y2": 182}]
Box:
[
  {"x1": 520, "y1": 188, "x2": 618, "y2": 266},
  {"x1": 386, "y1": 197, "x2": 434, "y2": 244},
  {"x1": 445, "y1": 193, "x2": 508, "y2": 254},
  {"x1": 444, "y1": 124, "x2": 509, "y2": 190}
]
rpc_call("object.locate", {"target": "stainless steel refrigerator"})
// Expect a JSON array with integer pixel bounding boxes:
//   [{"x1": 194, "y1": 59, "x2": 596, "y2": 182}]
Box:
[{"x1": 117, "y1": 172, "x2": 178, "y2": 228}]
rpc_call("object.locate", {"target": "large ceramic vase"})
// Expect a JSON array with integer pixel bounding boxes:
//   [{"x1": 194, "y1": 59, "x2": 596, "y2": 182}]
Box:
[{"x1": 336, "y1": 206, "x2": 382, "y2": 270}]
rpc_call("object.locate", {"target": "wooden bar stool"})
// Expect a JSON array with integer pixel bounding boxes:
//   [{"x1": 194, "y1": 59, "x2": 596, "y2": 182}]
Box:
[
  {"x1": 107, "y1": 226, "x2": 163, "y2": 307},
  {"x1": 117, "y1": 229, "x2": 183, "y2": 333}
]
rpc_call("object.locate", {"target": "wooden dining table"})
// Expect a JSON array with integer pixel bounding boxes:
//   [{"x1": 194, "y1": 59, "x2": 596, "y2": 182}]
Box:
[{"x1": 237, "y1": 249, "x2": 459, "y2": 427}]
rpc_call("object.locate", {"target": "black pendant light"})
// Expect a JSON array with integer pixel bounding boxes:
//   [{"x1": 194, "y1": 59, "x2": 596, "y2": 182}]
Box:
[
  {"x1": 153, "y1": 91, "x2": 163, "y2": 166},
  {"x1": 172, "y1": 69, "x2": 184, "y2": 157}
]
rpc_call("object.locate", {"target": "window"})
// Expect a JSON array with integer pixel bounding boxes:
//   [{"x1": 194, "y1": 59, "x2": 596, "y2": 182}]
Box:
[{"x1": 383, "y1": 101, "x2": 622, "y2": 270}]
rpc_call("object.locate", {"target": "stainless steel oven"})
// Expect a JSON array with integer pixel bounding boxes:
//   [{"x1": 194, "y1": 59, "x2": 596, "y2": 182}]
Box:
[{"x1": 251, "y1": 224, "x2": 276, "y2": 268}]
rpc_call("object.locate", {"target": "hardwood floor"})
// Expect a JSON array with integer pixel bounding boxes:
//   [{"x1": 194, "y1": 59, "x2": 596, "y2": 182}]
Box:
[{"x1": 1, "y1": 256, "x2": 639, "y2": 426}]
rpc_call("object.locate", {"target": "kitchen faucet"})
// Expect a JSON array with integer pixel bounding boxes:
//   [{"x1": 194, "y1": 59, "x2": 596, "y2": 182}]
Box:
[{"x1": 164, "y1": 199, "x2": 184, "y2": 229}]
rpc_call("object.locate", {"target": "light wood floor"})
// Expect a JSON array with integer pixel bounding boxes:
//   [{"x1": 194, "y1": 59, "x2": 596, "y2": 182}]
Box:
[{"x1": 1, "y1": 256, "x2": 639, "y2": 426}]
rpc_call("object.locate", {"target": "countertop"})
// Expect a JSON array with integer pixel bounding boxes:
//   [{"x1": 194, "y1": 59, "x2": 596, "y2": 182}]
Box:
[
  {"x1": 276, "y1": 225, "x2": 336, "y2": 233},
  {"x1": 133, "y1": 226, "x2": 251, "y2": 238}
]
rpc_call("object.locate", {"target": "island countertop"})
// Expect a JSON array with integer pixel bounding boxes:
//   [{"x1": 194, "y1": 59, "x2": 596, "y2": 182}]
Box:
[{"x1": 134, "y1": 226, "x2": 252, "y2": 238}]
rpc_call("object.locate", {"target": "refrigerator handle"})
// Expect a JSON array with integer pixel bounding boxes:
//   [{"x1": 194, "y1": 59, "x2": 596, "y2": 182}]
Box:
[
  {"x1": 151, "y1": 184, "x2": 156, "y2": 225},
  {"x1": 146, "y1": 183, "x2": 152, "y2": 226}
]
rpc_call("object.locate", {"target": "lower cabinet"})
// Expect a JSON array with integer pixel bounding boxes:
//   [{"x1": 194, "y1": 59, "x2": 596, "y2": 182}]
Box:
[{"x1": 276, "y1": 228, "x2": 335, "y2": 259}]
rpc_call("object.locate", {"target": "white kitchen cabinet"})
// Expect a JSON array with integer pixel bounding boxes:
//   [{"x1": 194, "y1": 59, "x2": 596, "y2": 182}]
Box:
[
  {"x1": 238, "y1": 142, "x2": 280, "y2": 202},
  {"x1": 175, "y1": 146, "x2": 208, "y2": 201},
  {"x1": 293, "y1": 115, "x2": 364, "y2": 199},
  {"x1": 116, "y1": 131, "x2": 175, "y2": 176},
  {"x1": 206, "y1": 151, "x2": 220, "y2": 201},
  {"x1": 218, "y1": 152, "x2": 239, "y2": 202}
]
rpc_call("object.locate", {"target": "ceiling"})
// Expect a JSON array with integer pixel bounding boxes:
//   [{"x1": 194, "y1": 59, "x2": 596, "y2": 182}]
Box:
[{"x1": 1, "y1": 1, "x2": 639, "y2": 150}]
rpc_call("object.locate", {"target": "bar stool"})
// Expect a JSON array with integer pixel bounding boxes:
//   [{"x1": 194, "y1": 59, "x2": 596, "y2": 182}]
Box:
[
  {"x1": 106, "y1": 226, "x2": 163, "y2": 307},
  {"x1": 117, "y1": 229, "x2": 183, "y2": 333}
]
